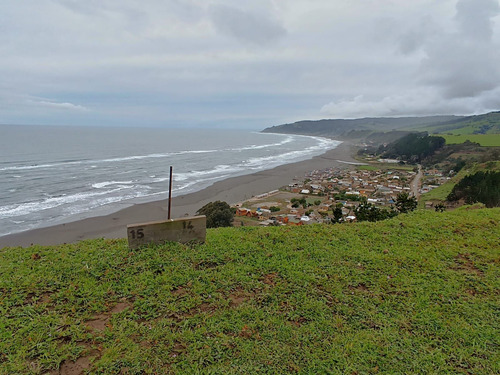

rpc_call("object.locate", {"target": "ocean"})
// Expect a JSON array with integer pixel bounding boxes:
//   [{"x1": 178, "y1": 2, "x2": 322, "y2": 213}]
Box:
[{"x1": 0, "y1": 125, "x2": 340, "y2": 237}]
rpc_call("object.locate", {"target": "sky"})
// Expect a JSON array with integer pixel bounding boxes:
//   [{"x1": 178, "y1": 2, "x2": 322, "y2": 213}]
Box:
[{"x1": 1, "y1": 0, "x2": 500, "y2": 129}]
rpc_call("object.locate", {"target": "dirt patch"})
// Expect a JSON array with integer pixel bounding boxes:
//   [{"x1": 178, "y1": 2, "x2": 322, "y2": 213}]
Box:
[
  {"x1": 110, "y1": 302, "x2": 132, "y2": 314},
  {"x1": 191, "y1": 302, "x2": 215, "y2": 314},
  {"x1": 140, "y1": 340, "x2": 152, "y2": 348},
  {"x1": 85, "y1": 314, "x2": 109, "y2": 331},
  {"x1": 452, "y1": 253, "x2": 484, "y2": 276},
  {"x1": 167, "y1": 301, "x2": 216, "y2": 322},
  {"x1": 60, "y1": 357, "x2": 91, "y2": 375},
  {"x1": 348, "y1": 283, "x2": 369, "y2": 292},
  {"x1": 167, "y1": 312, "x2": 188, "y2": 322},
  {"x1": 59, "y1": 345, "x2": 101, "y2": 374},
  {"x1": 85, "y1": 300, "x2": 133, "y2": 331},
  {"x1": 40, "y1": 292, "x2": 52, "y2": 304},
  {"x1": 171, "y1": 286, "x2": 189, "y2": 297},
  {"x1": 239, "y1": 325, "x2": 254, "y2": 338},
  {"x1": 250, "y1": 201, "x2": 279, "y2": 209},
  {"x1": 261, "y1": 273, "x2": 279, "y2": 286},
  {"x1": 24, "y1": 291, "x2": 53, "y2": 306},
  {"x1": 24, "y1": 293, "x2": 35, "y2": 305},
  {"x1": 56, "y1": 335, "x2": 73, "y2": 348},
  {"x1": 57, "y1": 341, "x2": 101, "y2": 373},
  {"x1": 228, "y1": 288, "x2": 253, "y2": 307},
  {"x1": 229, "y1": 294, "x2": 247, "y2": 307}
]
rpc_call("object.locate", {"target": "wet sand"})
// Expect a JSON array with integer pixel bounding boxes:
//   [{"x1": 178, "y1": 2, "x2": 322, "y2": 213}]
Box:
[{"x1": 0, "y1": 142, "x2": 358, "y2": 248}]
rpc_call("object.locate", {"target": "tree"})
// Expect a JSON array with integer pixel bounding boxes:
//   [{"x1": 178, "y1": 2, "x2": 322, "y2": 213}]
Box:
[
  {"x1": 434, "y1": 203, "x2": 446, "y2": 212},
  {"x1": 447, "y1": 171, "x2": 500, "y2": 207},
  {"x1": 331, "y1": 203, "x2": 343, "y2": 223},
  {"x1": 196, "y1": 201, "x2": 234, "y2": 228},
  {"x1": 395, "y1": 192, "x2": 418, "y2": 213},
  {"x1": 291, "y1": 197, "x2": 307, "y2": 208},
  {"x1": 379, "y1": 133, "x2": 445, "y2": 163},
  {"x1": 354, "y1": 203, "x2": 397, "y2": 222}
]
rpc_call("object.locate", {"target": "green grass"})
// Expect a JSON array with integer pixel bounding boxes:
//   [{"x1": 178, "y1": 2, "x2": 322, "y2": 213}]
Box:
[
  {"x1": 354, "y1": 160, "x2": 416, "y2": 171},
  {"x1": 1, "y1": 209, "x2": 499, "y2": 374},
  {"x1": 357, "y1": 165, "x2": 379, "y2": 171},
  {"x1": 438, "y1": 134, "x2": 500, "y2": 147},
  {"x1": 447, "y1": 125, "x2": 481, "y2": 135},
  {"x1": 420, "y1": 161, "x2": 500, "y2": 207},
  {"x1": 411, "y1": 111, "x2": 500, "y2": 135},
  {"x1": 419, "y1": 183, "x2": 455, "y2": 206}
]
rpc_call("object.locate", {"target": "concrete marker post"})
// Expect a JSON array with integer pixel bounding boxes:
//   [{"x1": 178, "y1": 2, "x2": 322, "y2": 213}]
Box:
[
  {"x1": 127, "y1": 216, "x2": 206, "y2": 249},
  {"x1": 126, "y1": 166, "x2": 207, "y2": 249}
]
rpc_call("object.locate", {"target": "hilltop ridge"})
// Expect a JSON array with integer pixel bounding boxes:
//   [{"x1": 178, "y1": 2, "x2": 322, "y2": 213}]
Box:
[
  {"x1": 262, "y1": 111, "x2": 500, "y2": 141},
  {"x1": 262, "y1": 115, "x2": 460, "y2": 139},
  {"x1": 1, "y1": 208, "x2": 499, "y2": 374}
]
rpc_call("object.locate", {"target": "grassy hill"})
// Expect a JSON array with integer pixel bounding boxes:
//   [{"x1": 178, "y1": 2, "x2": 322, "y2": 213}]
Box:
[
  {"x1": 415, "y1": 112, "x2": 500, "y2": 136},
  {"x1": 1, "y1": 209, "x2": 499, "y2": 374},
  {"x1": 439, "y1": 134, "x2": 500, "y2": 147},
  {"x1": 413, "y1": 112, "x2": 500, "y2": 147},
  {"x1": 261, "y1": 116, "x2": 458, "y2": 139},
  {"x1": 261, "y1": 112, "x2": 500, "y2": 146},
  {"x1": 419, "y1": 161, "x2": 500, "y2": 207}
]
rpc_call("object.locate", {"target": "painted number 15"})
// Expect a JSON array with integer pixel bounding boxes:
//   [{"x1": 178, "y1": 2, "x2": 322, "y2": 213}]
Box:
[{"x1": 130, "y1": 228, "x2": 144, "y2": 239}]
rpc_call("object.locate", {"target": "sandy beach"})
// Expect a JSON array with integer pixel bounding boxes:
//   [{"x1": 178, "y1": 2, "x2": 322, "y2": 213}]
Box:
[{"x1": 0, "y1": 142, "x2": 358, "y2": 248}]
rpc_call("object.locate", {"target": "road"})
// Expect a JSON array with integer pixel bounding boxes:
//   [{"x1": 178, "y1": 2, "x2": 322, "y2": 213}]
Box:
[{"x1": 411, "y1": 164, "x2": 423, "y2": 198}]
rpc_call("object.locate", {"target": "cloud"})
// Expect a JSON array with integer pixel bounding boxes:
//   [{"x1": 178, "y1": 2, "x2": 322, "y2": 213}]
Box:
[
  {"x1": 397, "y1": 17, "x2": 440, "y2": 55},
  {"x1": 208, "y1": 4, "x2": 286, "y2": 45},
  {"x1": 455, "y1": 0, "x2": 499, "y2": 40},
  {"x1": 33, "y1": 100, "x2": 88, "y2": 111},
  {"x1": 1, "y1": 1, "x2": 499, "y2": 127},
  {"x1": 321, "y1": 87, "x2": 500, "y2": 119},
  {"x1": 419, "y1": 0, "x2": 500, "y2": 99},
  {"x1": 0, "y1": 91, "x2": 88, "y2": 112},
  {"x1": 322, "y1": 0, "x2": 500, "y2": 118}
]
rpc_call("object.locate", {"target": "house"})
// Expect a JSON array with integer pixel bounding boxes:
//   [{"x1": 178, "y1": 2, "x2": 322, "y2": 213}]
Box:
[{"x1": 235, "y1": 208, "x2": 260, "y2": 218}]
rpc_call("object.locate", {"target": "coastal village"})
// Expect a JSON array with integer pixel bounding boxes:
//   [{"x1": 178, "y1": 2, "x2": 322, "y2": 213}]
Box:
[{"x1": 233, "y1": 164, "x2": 450, "y2": 226}]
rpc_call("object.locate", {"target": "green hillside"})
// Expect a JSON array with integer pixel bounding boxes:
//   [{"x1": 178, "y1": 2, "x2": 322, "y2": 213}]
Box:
[
  {"x1": 261, "y1": 112, "x2": 500, "y2": 146},
  {"x1": 262, "y1": 116, "x2": 458, "y2": 139},
  {"x1": 418, "y1": 112, "x2": 500, "y2": 135},
  {"x1": 439, "y1": 134, "x2": 500, "y2": 147},
  {"x1": 1, "y1": 209, "x2": 499, "y2": 374},
  {"x1": 420, "y1": 161, "x2": 500, "y2": 207},
  {"x1": 414, "y1": 112, "x2": 500, "y2": 146}
]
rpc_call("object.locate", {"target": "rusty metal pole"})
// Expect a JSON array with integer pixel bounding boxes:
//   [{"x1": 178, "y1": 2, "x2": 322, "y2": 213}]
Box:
[{"x1": 168, "y1": 166, "x2": 173, "y2": 220}]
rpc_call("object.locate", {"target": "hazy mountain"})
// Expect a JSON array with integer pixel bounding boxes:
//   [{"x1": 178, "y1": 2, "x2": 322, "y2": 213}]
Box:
[{"x1": 262, "y1": 115, "x2": 461, "y2": 139}]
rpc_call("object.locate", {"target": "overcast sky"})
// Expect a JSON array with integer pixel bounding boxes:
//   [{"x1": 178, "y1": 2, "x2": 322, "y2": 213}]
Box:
[{"x1": 1, "y1": 0, "x2": 499, "y2": 128}]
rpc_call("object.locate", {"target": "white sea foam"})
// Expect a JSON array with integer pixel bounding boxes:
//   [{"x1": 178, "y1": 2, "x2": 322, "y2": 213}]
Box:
[
  {"x1": 0, "y1": 187, "x2": 130, "y2": 218},
  {"x1": 0, "y1": 162, "x2": 73, "y2": 172},
  {"x1": 226, "y1": 136, "x2": 295, "y2": 151},
  {"x1": 242, "y1": 139, "x2": 340, "y2": 169},
  {"x1": 92, "y1": 181, "x2": 134, "y2": 189},
  {"x1": 0, "y1": 149, "x2": 220, "y2": 172}
]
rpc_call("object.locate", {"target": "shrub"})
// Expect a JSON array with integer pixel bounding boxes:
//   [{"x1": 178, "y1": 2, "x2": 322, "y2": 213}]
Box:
[{"x1": 196, "y1": 201, "x2": 234, "y2": 228}]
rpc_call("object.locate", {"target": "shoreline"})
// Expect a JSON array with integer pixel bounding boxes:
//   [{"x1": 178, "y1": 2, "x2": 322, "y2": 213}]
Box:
[{"x1": 0, "y1": 142, "x2": 358, "y2": 248}]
